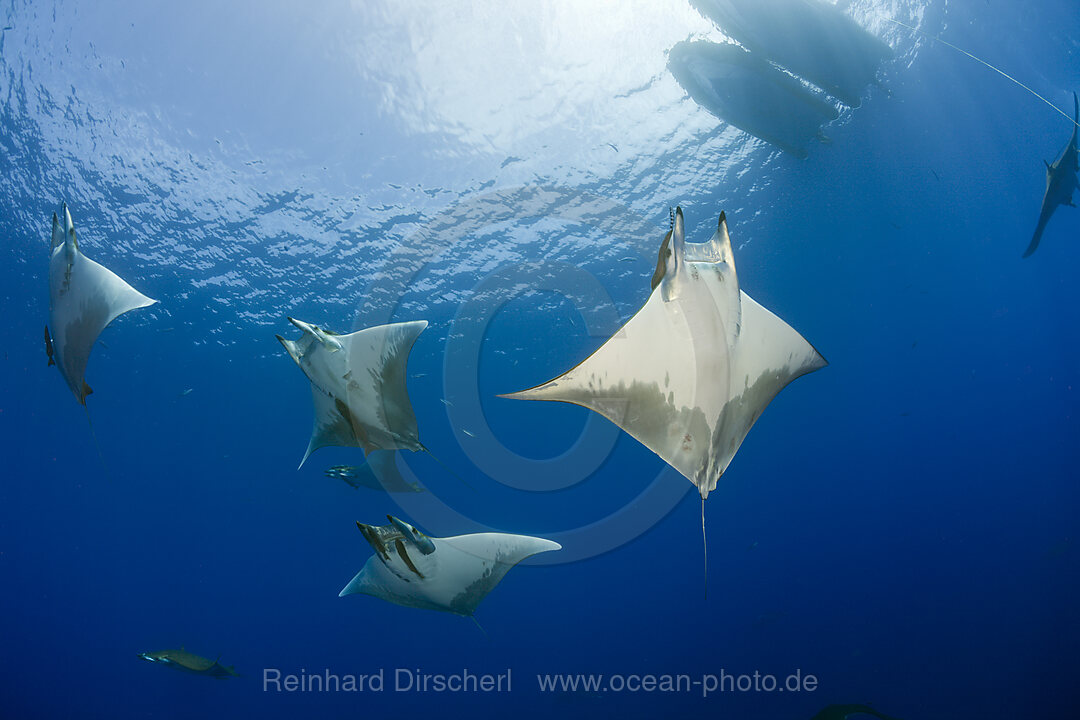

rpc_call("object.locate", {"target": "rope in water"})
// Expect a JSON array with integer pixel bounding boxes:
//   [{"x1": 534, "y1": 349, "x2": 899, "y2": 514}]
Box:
[{"x1": 887, "y1": 17, "x2": 1078, "y2": 128}]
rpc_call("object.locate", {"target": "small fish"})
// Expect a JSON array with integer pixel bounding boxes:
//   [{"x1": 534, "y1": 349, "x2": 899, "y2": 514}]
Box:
[
  {"x1": 138, "y1": 648, "x2": 238, "y2": 678},
  {"x1": 44, "y1": 326, "x2": 55, "y2": 366},
  {"x1": 411, "y1": 372, "x2": 428, "y2": 378},
  {"x1": 619, "y1": 256, "x2": 636, "y2": 263},
  {"x1": 439, "y1": 398, "x2": 453, "y2": 407},
  {"x1": 326, "y1": 465, "x2": 364, "y2": 490},
  {"x1": 1043, "y1": 536, "x2": 1072, "y2": 560},
  {"x1": 178, "y1": 388, "x2": 194, "y2": 397},
  {"x1": 462, "y1": 429, "x2": 475, "y2": 438},
  {"x1": 607, "y1": 143, "x2": 619, "y2": 153},
  {"x1": 809, "y1": 703, "x2": 901, "y2": 720}
]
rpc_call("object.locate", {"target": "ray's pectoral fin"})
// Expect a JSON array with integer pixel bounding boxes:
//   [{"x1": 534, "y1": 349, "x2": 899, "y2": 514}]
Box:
[
  {"x1": 70, "y1": 249, "x2": 158, "y2": 329},
  {"x1": 1024, "y1": 211, "x2": 1050, "y2": 258},
  {"x1": 298, "y1": 391, "x2": 368, "y2": 469},
  {"x1": 346, "y1": 320, "x2": 429, "y2": 444},
  {"x1": 439, "y1": 533, "x2": 562, "y2": 616}
]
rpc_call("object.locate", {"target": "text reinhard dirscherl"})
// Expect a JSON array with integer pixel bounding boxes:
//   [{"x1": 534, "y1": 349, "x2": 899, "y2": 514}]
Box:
[
  {"x1": 262, "y1": 668, "x2": 819, "y2": 697},
  {"x1": 263, "y1": 668, "x2": 512, "y2": 693}
]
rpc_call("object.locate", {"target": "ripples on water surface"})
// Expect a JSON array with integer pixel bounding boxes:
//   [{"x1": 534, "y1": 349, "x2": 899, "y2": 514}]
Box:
[{"x1": 2, "y1": 1, "x2": 1079, "y2": 719}]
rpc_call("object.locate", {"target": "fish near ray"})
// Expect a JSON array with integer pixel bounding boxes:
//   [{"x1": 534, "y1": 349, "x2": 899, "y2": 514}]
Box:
[
  {"x1": 325, "y1": 450, "x2": 425, "y2": 493},
  {"x1": 277, "y1": 317, "x2": 427, "y2": 467},
  {"x1": 340, "y1": 516, "x2": 560, "y2": 617},
  {"x1": 137, "y1": 648, "x2": 239, "y2": 678},
  {"x1": 502, "y1": 207, "x2": 826, "y2": 500},
  {"x1": 47, "y1": 203, "x2": 157, "y2": 404},
  {"x1": 1025, "y1": 91, "x2": 1079, "y2": 257}
]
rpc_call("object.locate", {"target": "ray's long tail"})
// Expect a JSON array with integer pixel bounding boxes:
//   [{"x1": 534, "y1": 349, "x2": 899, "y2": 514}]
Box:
[
  {"x1": 419, "y1": 443, "x2": 476, "y2": 491},
  {"x1": 83, "y1": 405, "x2": 113, "y2": 481},
  {"x1": 702, "y1": 497, "x2": 708, "y2": 602}
]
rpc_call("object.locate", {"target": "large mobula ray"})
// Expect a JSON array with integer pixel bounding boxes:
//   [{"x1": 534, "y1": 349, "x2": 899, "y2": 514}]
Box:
[
  {"x1": 340, "y1": 515, "x2": 560, "y2": 617},
  {"x1": 46, "y1": 202, "x2": 157, "y2": 404},
  {"x1": 277, "y1": 317, "x2": 427, "y2": 467},
  {"x1": 503, "y1": 207, "x2": 826, "y2": 502}
]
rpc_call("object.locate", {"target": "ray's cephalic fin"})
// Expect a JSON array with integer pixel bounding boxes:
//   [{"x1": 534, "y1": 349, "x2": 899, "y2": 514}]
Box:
[{"x1": 660, "y1": 206, "x2": 688, "y2": 303}]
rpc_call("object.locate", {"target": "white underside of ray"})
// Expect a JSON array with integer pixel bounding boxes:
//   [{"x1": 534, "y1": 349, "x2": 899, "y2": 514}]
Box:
[
  {"x1": 503, "y1": 210, "x2": 825, "y2": 499},
  {"x1": 340, "y1": 532, "x2": 560, "y2": 616},
  {"x1": 278, "y1": 319, "x2": 428, "y2": 467},
  {"x1": 47, "y1": 204, "x2": 156, "y2": 404}
]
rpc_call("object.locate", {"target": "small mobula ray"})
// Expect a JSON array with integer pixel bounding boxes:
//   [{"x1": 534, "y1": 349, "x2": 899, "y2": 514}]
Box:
[
  {"x1": 340, "y1": 516, "x2": 560, "y2": 617},
  {"x1": 47, "y1": 202, "x2": 157, "y2": 404},
  {"x1": 502, "y1": 207, "x2": 826, "y2": 500},
  {"x1": 277, "y1": 318, "x2": 427, "y2": 468},
  {"x1": 1025, "y1": 91, "x2": 1079, "y2": 257}
]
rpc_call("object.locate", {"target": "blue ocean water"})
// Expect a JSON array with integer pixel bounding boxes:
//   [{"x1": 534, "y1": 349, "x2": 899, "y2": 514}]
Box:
[{"x1": 1, "y1": 1, "x2": 1078, "y2": 718}]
